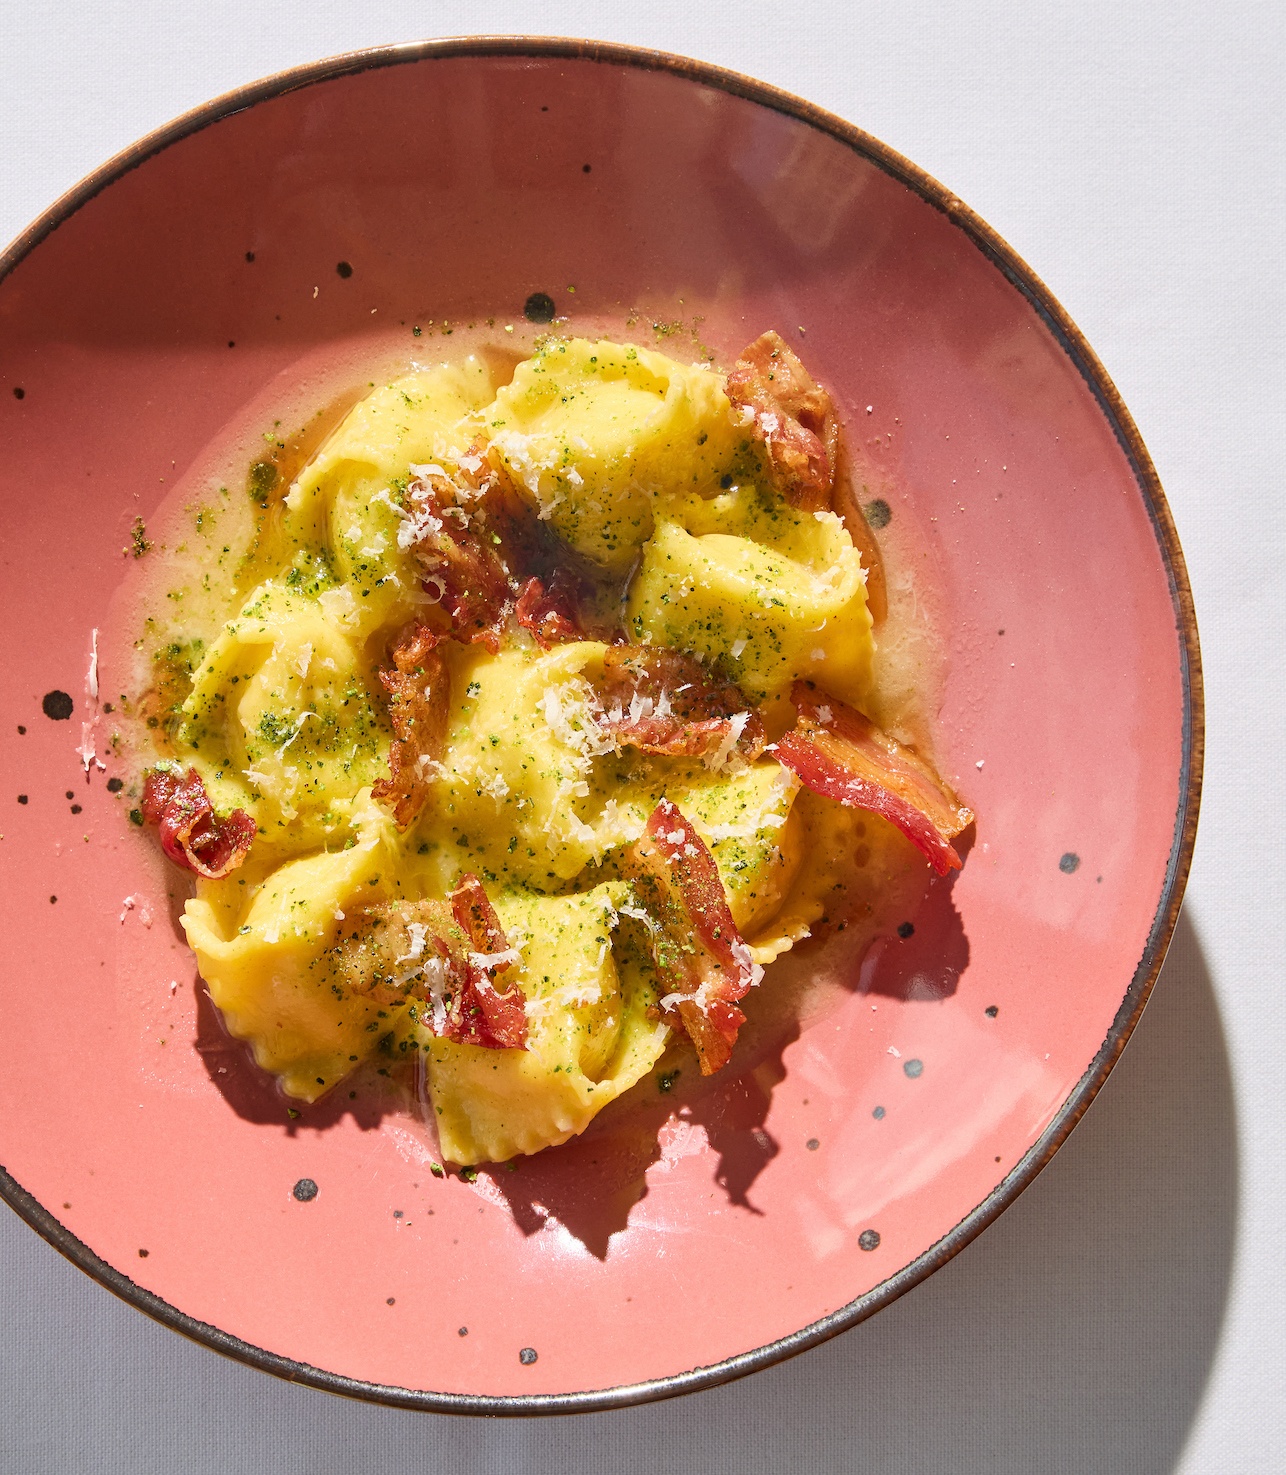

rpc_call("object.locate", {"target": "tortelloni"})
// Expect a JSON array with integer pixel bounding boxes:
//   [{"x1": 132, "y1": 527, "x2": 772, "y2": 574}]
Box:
[
  {"x1": 177, "y1": 582, "x2": 392, "y2": 842},
  {"x1": 628, "y1": 497, "x2": 874, "y2": 710},
  {"x1": 489, "y1": 338, "x2": 741, "y2": 571},
  {"x1": 181, "y1": 799, "x2": 413, "y2": 1101},
  {"x1": 425, "y1": 884, "x2": 669, "y2": 1164},
  {"x1": 137, "y1": 328, "x2": 972, "y2": 1167},
  {"x1": 279, "y1": 359, "x2": 498, "y2": 635},
  {"x1": 416, "y1": 641, "x2": 619, "y2": 891}
]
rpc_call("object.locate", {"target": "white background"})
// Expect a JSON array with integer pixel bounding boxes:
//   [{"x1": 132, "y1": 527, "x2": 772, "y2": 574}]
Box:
[{"x1": 1, "y1": 3, "x2": 1281, "y2": 1471}]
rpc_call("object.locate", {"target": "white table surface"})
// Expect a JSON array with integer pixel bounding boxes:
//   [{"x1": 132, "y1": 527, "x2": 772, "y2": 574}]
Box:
[{"x1": 2, "y1": 3, "x2": 1281, "y2": 1470}]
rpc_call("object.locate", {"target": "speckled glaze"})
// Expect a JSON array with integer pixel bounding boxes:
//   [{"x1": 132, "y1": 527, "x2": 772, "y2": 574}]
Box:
[{"x1": 0, "y1": 40, "x2": 1201, "y2": 1412}]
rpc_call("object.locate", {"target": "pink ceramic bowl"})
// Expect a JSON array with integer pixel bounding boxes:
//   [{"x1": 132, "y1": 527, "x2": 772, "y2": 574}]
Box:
[{"x1": 0, "y1": 39, "x2": 1201, "y2": 1412}]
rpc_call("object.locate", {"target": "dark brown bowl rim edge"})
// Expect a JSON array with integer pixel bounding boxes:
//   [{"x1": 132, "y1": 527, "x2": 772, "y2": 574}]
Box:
[{"x1": 0, "y1": 34, "x2": 1204, "y2": 1417}]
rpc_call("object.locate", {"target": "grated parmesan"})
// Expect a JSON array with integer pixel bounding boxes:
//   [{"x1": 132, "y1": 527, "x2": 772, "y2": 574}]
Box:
[
  {"x1": 395, "y1": 922, "x2": 429, "y2": 967},
  {"x1": 76, "y1": 722, "x2": 100, "y2": 774},
  {"x1": 538, "y1": 680, "x2": 614, "y2": 760},
  {"x1": 470, "y1": 947, "x2": 523, "y2": 972},
  {"x1": 118, "y1": 894, "x2": 152, "y2": 926},
  {"x1": 86, "y1": 628, "x2": 99, "y2": 700},
  {"x1": 318, "y1": 585, "x2": 361, "y2": 629},
  {"x1": 704, "y1": 710, "x2": 750, "y2": 773}
]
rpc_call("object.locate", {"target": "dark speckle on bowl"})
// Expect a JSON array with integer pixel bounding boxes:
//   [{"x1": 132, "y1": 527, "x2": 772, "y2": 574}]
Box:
[
  {"x1": 904, "y1": 1058, "x2": 924, "y2": 1079},
  {"x1": 244, "y1": 251, "x2": 255, "y2": 262},
  {"x1": 107, "y1": 777, "x2": 124, "y2": 793},
  {"x1": 863, "y1": 498, "x2": 891, "y2": 529},
  {"x1": 292, "y1": 1178, "x2": 319, "y2": 1202},
  {"x1": 1059, "y1": 851, "x2": 1081, "y2": 874},
  {"x1": 873, "y1": 1105, "x2": 885, "y2": 1119},
  {"x1": 985, "y1": 1005, "x2": 999, "y2": 1018},
  {"x1": 806, "y1": 1138, "x2": 820, "y2": 1151},
  {"x1": 519, "y1": 1347, "x2": 538, "y2": 1365},
  {"x1": 524, "y1": 292, "x2": 556, "y2": 323},
  {"x1": 336, "y1": 260, "x2": 353, "y2": 278},
  {"x1": 17, "y1": 795, "x2": 27, "y2": 805},
  {"x1": 13, "y1": 387, "x2": 25, "y2": 400},
  {"x1": 138, "y1": 1248, "x2": 149, "y2": 1258},
  {"x1": 458, "y1": 1326, "x2": 468, "y2": 1337},
  {"x1": 897, "y1": 921, "x2": 915, "y2": 939},
  {"x1": 42, "y1": 690, "x2": 73, "y2": 721},
  {"x1": 858, "y1": 1229, "x2": 881, "y2": 1251}
]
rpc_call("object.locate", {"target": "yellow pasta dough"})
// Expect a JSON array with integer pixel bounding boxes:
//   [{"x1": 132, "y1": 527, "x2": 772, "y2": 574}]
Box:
[
  {"x1": 627, "y1": 517, "x2": 873, "y2": 708},
  {"x1": 280, "y1": 360, "x2": 497, "y2": 634},
  {"x1": 177, "y1": 581, "x2": 392, "y2": 842},
  {"x1": 414, "y1": 640, "x2": 616, "y2": 890},
  {"x1": 181, "y1": 797, "x2": 412, "y2": 1101},
  {"x1": 489, "y1": 338, "x2": 740, "y2": 570}
]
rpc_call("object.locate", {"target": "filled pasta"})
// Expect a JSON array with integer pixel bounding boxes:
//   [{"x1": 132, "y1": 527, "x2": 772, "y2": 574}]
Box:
[{"x1": 127, "y1": 330, "x2": 973, "y2": 1165}]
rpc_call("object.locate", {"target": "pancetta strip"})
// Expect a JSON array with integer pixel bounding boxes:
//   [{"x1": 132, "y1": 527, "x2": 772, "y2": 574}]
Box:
[
  {"x1": 372, "y1": 622, "x2": 450, "y2": 830},
  {"x1": 515, "y1": 570, "x2": 585, "y2": 650},
  {"x1": 331, "y1": 881, "x2": 527, "y2": 1049},
  {"x1": 140, "y1": 767, "x2": 257, "y2": 879},
  {"x1": 401, "y1": 455, "x2": 517, "y2": 651},
  {"x1": 626, "y1": 798, "x2": 762, "y2": 1075},
  {"x1": 594, "y1": 646, "x2": 766, "y2": 765},
  {"x1": 451, "y1": 872, "x2": 512, "y2": 961},
  {"x1": 726, "y1": 329, "x2": 834, "y2": 513},
  {"x1": 778, "y1": 683, "x2": 974, "y2": 876},
  {"x1": 447, "y1": 873, "x2": 529, "y2": 1049}
]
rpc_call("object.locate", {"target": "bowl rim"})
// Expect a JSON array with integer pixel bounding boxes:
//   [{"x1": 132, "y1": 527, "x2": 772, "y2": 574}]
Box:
[{"x1": 0, "y1": 34, "x2": 1204, "y2": 1416}]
